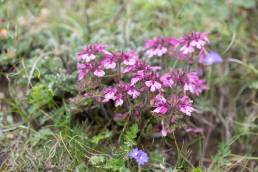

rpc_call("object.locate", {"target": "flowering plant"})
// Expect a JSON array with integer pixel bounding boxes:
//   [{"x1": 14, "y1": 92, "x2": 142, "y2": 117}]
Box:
[{"x1": 76, "y1": 32, "x2": 222, "y2": 138}]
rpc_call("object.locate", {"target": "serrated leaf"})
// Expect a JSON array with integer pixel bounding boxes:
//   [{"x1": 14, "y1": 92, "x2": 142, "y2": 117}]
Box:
[
  {"x1": 124, "y1": 123, "x2": 139, "y2": 147},
  {"x1": 91, "y1": 130, "x2": 112, "y2": 145},
  {"x1": 28, "y1": 84, "x2": 54, "y2": 111},
  {"x1": 89, "y1": 155, "x2": 106, "y2": 166}
]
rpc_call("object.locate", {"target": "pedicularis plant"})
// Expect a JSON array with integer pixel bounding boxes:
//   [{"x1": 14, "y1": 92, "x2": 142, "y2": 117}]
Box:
[{"x1": 76, "y1": 32, "x2": 222, "y2": 153}]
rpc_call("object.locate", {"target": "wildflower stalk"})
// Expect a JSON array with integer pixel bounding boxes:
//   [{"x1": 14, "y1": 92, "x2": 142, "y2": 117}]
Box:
[{"x1": 138, "y1": 165, "x2": 141, "y2": 172}]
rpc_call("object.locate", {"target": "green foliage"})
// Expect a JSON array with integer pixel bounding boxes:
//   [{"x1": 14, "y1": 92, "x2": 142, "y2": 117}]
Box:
[
  {"x1": 249, "y1": 80, "x2": 258, "y2": 89},
  {"x1": 89, "y1": 155, "x2": 126, "y2": 172},
  {"x1": 124, "y1": 123, "x2": 139, "y2": 147},
  {"x1": 232, "y1": 0, "x2": 256, "y2": 9},
  {"x1": 88, "y1": 124, "x2": 139, "y2": 171},
  {"x1": 91, "y1": 130, "x2": 112, "y2": 145},
  {"x1": 28, "y1": 84, "x2": 54, "y2": 111},
  {"x1": 192, "y1": 167, "x2": 203, "y2": 172},
  {"x1": 104, "y1": 158, "x2": 126, "y2": 171},
  {"x1": 89, "y1": 155, "x2": 106, "y2": 166},
  {"x1": 121, "y1": 123, "x2": 139, "y2": 154},
  {"x1": 212, "y1": 143, "x2": 231, "y2": 170},
  {"x1": 149, "y1": 150, "x2": 166, "y2": 165},
  {"x1": 29, "y1": 128, "x2": 54, "y2": 147}
]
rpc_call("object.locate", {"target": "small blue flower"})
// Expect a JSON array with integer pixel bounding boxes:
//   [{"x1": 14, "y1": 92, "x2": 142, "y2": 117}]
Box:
[
  {"x1": 204, "y1": 51, "x2": 223, "y2": 65},
  {"x1": 129, "y1": 148, "x2": 139, "y2": 158},
  {"x1": 129, "y1": 148, "x2": 149, "y2": 165}
]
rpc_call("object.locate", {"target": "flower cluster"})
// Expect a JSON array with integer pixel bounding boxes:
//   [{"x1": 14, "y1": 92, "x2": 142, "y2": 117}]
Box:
[
  {"x1": 144, "y1": 37, "x2": 178, "y2": 58},
  {"x1": 129, "y1": 148, "x2": 149, "y2": 166},
  {"x1": 143, "y1": 32, "x2": 223, "y2": 65},
  {"x1": 76, "y1": 32, "x2": 223, "y2": 136}
]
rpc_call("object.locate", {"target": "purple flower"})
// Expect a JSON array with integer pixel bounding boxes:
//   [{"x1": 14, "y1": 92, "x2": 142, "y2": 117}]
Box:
[
  {"x1": 103, "y1": 88, "x2": 117, "y2": 102},
  {"x1": 152, "y1": 94, "x2": 169, "y2": 115},
  {"x1": 130, "y1": 70, "x2": 145, "y2": 86},
  {"x1": 145, "y1": 80, "x2": 162, "y2": 92},
  {"x1": 80, "y1": 53, "x2": 96, "y2": 63},
  {"x1": 122, "y1": 51, "x2": 138, "y2": 66},
  {"x1": 178, "y1": 32, "x2": 209, "y2": 55},
  {"x1": 178, "y1": 96, "x2": 195, "y2": 116},
  {"x1": 102, "y1": 55, "x2": 117, "y2": 69},
  {"x1": 203, "y1": 51, "x2": 223, "y2": 65},
  {"x1": 94, "y1": 69, "x2": 105, "y2": 77},
  {"x1": 183, "y1": 72, "x2": 208, "y2": 96},
  {"x1": 76, "y1": 44, "x2": 110, "y2": 80},
  {"x1": 160, "y1": 73, "x2": 174, "y2": 88},
  {"x1": 129, "y1": 148, "x2": 139, "y2": 158},
  {"x1": 114, "y1": 95, "x2": 124, "y2": 107},
  {"x1": 129, "y1": 148, "x2": 149, "y2": 166},
  {"x1": 128, "y1": 87, "x2": 140, "y2": 99},
  {"x1": 144, "y1": 37, "x2": 177, "y2": 58},
  {"x1": 153, "y1": 106, "x2": 168, "y2": 115}
]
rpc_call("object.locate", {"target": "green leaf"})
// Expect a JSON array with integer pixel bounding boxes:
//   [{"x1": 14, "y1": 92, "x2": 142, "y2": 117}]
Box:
[
  {"x1": 104, "y1": 158, "x2": 126, "y2": 171},
  {"x1": 89, "y1": 155, "x2": 106, "y2": 166},
  {"x1": 75, "y1": 163, "x2": 88, "y2": 172},
  {"x1": 124, "y1": 123, "x2": 139, "y2": 147},
  {"x1": 91, "y1": 130, "x2": 112, "y2": 145},
  {"x1": 192, "y1": 167, "x2": 203, "y2": 172},
  {"x1": 29, "y1": 128, "x2": 54, "y2": 147},
  {"x1": 28, "y1": 84, "x2": 54, "y2": 111}
]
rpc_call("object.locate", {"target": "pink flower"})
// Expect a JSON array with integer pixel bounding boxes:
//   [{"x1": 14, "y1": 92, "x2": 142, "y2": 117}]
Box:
[
  {"x1": 152, "y1": 94, "x2": 169, "y2": 115},
  {"x1": 186, "y1": 127, "x2": 203, "y2": 134},
  {"x1": 102, "y1": 56, "x2": 116, "y2": 69},
  {"x1": 94, "y1": 69, "x2": 105, "y2": 77},
  {"x1": 178, "y1": 96, "x2": 194, "y2": 116},
  {"x1": 178, "y1": 32, "x2": 209, "y2": 55},
  {"x1": 77, "y1": 44, "x2": 110, "y2": 80},
  {"x1": 128, "y1": 88, "x2": 140, "y2": 99},
  {"x1": 144, "y1": 37, "x2": 176, "y2": 58},
  {"x1": 103, "y1": 87, "x2": 117, "y2": 102},
  {"x1": 161, "y1": 121, "x2": 168, "y2": 137},
  {"x1": 145, "y1": 80, "x2": 162, "y2": 92},
  {"x1": 161, "y1": 127, "x2": 168, "y2": 137},
  {"x1": 122, "y1": 51, "x2": 138, "y2": 66},
  {"x1": 153, "y1": 106, "x2": 168, "y2": 114},
  {"x1": 78, "y1": 70, "x2": 86, "y2": 80},
  {"x1": 77, "y1": 63, "x2": 93, "y2": 80},
  {"x1": 180, "y1": 45, "x2": 195, "y2": 55},
  {"x1": 80, "y1": 53, "x2": 96, "y2": 63},
  {"x1": 131, "y1": 70, "x2": 145, "y2": 85},
  {"x1": 114, "y1": 94, "x2": 124, "y2": 107},
  {"x1": 102, "y1": 87, "x2": 124, "y2": 107},
  {"x1": 146, "y1": 47, "x2": 167, "y2": 58},
  {"x1": 123, "y1": 60, "x2": 148, "y2": 74},
  {"x1": 154, "y1": 94, "x2": 167, "y2": 105},
  {"x1": 160, "y1": 73, "x2": 174, "y2": 88},
  {"x1": 184, "y1": 72, "x2": 208, "y2": 96},
  {"x1": 190, "y1": 32, "x2": 209, "y2": 49},
  {"x1": 78, "y1": 44, "x2": 108, "y2": 60}
]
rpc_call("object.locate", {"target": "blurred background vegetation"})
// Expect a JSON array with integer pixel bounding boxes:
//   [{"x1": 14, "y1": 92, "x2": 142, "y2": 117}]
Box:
[{"x1": 0, "y1": 0, "x2": 257, "y2": 171}]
